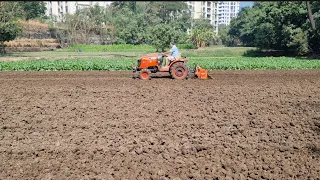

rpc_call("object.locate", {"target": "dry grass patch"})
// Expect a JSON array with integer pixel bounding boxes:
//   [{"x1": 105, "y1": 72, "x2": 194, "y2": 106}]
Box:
[
  {"x1": 17, "y1": 20, "x2": 49, "y2": 34},
  {"x1": 5, "y1": 38, "x2": 59, "y2": 48}
]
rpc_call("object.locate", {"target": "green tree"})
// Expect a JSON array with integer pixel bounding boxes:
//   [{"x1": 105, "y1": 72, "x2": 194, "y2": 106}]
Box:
[
  {"x1": 18, "y1": 1, "x2": 46, "y2": 21},
  {"x1": 218, "y1": 25, "x2": 235, "y2": 46},
  {"x1": 147, "y1": 24, "x2": 181, "y2": 52},
  {"x1": 284, "y1": 26, "x2": 309, "y2": 55},
  {"x1": 56, "y1": 1, "x2": 192, "y2": 46},
  {"x1": 191, "y1": 19, "x2": 213, "y2": 30},
  {"x1": 228, "y1": 6, "x2": 262, "y2": 46},
  {"x1": 110, "y1": 1, "x2": 137, "y2": 13},
  {"x1": 15, "y1": 2, "x2": 47, "y2": 39},
  {"x1": 189, "y1": 29, "x2": 218, "y2": 48},
  {"x1": 306, "y1": 1, "x2": 320, "y2": 54},
  {"x1": 110, "y1": 1, "x2": 127, "y2": 10},
  {"x1": 57, "y1": 5, "x2": 111, "y2": 45},
  {"x1": 0, "y1": 2, "x2": 23, "y2": 53},
  {"x1": 254, "y1": 23, "x2": 277, "y2": 50},
  {"x1": 110, "y1": 6, "x2": 144, "y2": 44},
  {"x1": 144, "y1": 1, "x2": 191, "y2": 32},
  {"x1": 188, "y1": 19, "x2": 218, "y2": 48},
  {"x1": 103, "y1": 1, "x2": 192, "y2": 45},
  {"x1": 228, "y1": 1, "x2": 319, "y2": 55},
  {"x1": 108, "y1": 2, "x2": 148, "y2": 44}
]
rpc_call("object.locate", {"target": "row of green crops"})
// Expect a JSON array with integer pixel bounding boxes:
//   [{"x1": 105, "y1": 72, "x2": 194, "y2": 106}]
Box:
[
  {"x1": 0, "y1": 58, "x2": 135, "y2": 71},
  {"x1": 1, "y1": 57, "x2": 319, "y2": 71},
  {"x1": 187, "y1": 57, "x2": 320, "y2": 70},
  {"x1": 182, "y1": 48, "x2": 254, "y2": 58}
]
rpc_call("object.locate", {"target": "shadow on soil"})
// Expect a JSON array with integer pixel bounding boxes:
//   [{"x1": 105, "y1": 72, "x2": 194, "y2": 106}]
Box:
[
  {"x1": 243, "y1": 49, "x2": 320, "y2": 60},
  {"x1": 313, "y1": 117, "x2": 320, "y2": 135},
  {"x1": 150, "y1": 75, "x2": 172, "y2": 79},
  {"x1": 308, "y1": 144, "x2": 320, "y2": 155},
  {"x1": 308, "y1": 118, "x2": 320, "y2": 156},
  {"x1": 133, "y1": 74, "x2": 199, "y2": 80}
]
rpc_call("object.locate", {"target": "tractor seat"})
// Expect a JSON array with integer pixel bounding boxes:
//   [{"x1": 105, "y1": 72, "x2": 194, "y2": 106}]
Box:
[{"x1": 174, "y1": 53, "x2": 182, "y2": 60}]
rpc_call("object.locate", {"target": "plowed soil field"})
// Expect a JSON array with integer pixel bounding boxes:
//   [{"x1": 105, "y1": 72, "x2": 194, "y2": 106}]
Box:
[{"x1": 0, "y1": 70, "x2": 319, "y2": 180}]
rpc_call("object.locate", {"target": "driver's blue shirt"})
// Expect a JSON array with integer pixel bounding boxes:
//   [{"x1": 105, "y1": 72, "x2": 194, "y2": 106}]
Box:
[{"x1": 170, "y1": 45, "x2": 179, "y2": 58}]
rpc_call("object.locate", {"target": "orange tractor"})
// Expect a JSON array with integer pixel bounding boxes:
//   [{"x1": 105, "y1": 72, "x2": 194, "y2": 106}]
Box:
[{"x1": 132, "y1": 53, "x2": 210, "y2": 80}]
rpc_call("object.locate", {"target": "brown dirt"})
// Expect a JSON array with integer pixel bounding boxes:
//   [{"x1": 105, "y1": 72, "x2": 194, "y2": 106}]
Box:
[{"x1": 0, "y1": 70, "x2": 319, "y2": 180}]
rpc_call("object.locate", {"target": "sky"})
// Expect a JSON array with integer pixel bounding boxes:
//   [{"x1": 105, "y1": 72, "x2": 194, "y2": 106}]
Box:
[{"x1": 240, "y1": 2, "x2": 254, "y2": 8}]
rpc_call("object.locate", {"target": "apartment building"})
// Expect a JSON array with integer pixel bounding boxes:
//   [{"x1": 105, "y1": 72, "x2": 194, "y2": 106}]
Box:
[
  {"x1": 45, "y1": 1, "x2": 111, "y2": 22},
  {"x1": 186, "y1": 1, "x2": 218, "y2": 33},
  {"x1": 217, "y1": 1, "x2": 240, "y2": 25},
  {"x1": 186, "y1": 1, "x2": 240, "y2": 33}
]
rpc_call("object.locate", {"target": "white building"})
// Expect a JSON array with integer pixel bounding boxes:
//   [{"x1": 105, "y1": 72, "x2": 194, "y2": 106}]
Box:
[
  {"x1": 186, "y1": 1, "x2": 240, "y2": 33},
  {"x1": 186, "y1": 1, "x2": 218, "y2": 33},
  {"x1": 45, "y1": 1, "x2": 112, "y2": 22},
  {"x1": 217, "y1": 1, "x2": 240, "y2": 25}
]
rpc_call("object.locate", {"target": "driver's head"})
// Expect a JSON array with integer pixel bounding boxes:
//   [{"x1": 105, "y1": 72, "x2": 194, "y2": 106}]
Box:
[{"x1": 170, "y1": 42, "x2": 175, "y2": 47}]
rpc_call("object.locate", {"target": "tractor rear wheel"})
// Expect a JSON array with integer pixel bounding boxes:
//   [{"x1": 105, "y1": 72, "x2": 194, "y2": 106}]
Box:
[
  {"x1": 139, "y1": 69, "x2": 151, "y2": 80},
  {"x1": 170, "y1": 62, "x2": 188, "y2": 80}
]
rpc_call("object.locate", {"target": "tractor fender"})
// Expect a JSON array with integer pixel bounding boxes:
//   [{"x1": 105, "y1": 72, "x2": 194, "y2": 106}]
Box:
[{"x1": 169, "y1": 60, "x2": 186, "y2": 68}]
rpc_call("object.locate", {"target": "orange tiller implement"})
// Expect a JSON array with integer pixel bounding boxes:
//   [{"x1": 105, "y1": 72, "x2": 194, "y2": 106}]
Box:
[{"x1": 132, "y1": 53, "x2": 211, "y2": 80}]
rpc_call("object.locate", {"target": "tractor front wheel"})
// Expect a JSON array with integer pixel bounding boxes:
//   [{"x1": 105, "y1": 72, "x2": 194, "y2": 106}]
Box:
[
  {"x1": 139, "y1": 69, "x2": 151, "y2": 80},
  {"x1": 170, "y1": 62, "x2": 188, "y2": 80}
]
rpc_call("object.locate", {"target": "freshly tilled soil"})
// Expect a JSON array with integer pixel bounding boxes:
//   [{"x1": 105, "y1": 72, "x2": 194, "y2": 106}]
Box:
[{"x1": 0, "y1": 70, "x2": 319, "y2": 179}]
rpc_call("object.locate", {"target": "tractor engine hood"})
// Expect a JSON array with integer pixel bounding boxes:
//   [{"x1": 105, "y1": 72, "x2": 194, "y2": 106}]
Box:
[{"x1": 139, "y1": 54, "x2": 163, "y2": 61}]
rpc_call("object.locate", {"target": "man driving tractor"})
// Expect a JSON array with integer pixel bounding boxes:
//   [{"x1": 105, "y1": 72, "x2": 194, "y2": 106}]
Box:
[
  {"x1": 163, "y1": 42, "x2": 179, "y2": 66},
  {"x1": 132, "y1": 41, "x2": 210, "y2": 80}
]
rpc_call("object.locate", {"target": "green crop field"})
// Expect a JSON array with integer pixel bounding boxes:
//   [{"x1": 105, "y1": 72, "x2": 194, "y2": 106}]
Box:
[{"x1": 0, "y1": 45, "x2": 319, "y2": 71}]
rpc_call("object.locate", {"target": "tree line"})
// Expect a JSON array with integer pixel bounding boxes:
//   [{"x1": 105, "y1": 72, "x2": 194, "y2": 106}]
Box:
[
  {"x1": 53, "y1": 1, "x2": 219, "y2": 51},
  {"x1": 1, "y1": 1, "x2": 320, "y2": 56},
  {"x1": 0, "y1": 1, "x2": 46, "y2": 53},
  {"x1": 224, "y1": 1, "x2": 320, "y2": 56},
  {"x1": 0, "y1": 1, "x2": 220, "y2": 52}
]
